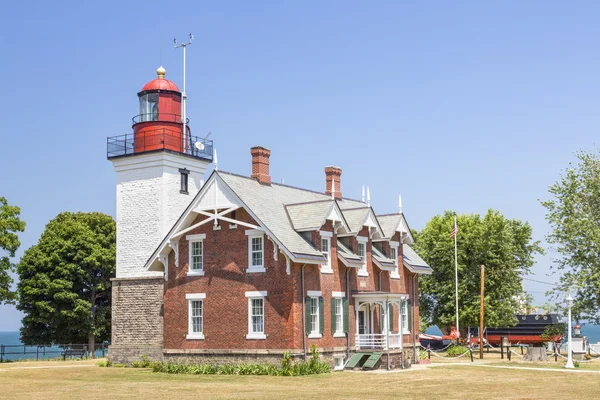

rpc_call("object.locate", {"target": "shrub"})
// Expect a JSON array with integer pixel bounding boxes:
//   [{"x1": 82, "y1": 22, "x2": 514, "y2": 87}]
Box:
[
  {"x1": 113, "y1": 363, "x2": 127, "y2": 368},
  {"x1": 446, "y1": 345, "x2": 469, "y2": 357},
  {"x1": 97, "y1": 359, "x2": 112, "y2": 367},
  {"x1": 218, "y1": 364, "x2": 236, "y2": 375}
]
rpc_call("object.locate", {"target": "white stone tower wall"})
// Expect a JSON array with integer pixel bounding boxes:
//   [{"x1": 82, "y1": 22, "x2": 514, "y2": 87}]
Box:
[{"x1": 112, "y1": 152, "x2": 208, "y2": 278}]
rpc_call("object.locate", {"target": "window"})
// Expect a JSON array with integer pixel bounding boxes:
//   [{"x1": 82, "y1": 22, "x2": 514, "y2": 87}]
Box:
[
  {"x1": 245, "y1": 230, "x2": 265, "y2": 272},
  {"x1": 357, "y1": 237, "x2": 368, "y2": 276},
  {"x1": 401, "y1": 300, "x2": 410, "y2": 333},
  {"x1": 320, "y1": 231, "x2": 333, "y2": 274},
  {"x1": 334, "y1": 355, "x2": 345, "y2": 371},
  {"x1": 306, "y1": 291, "x2": 323, "y2": 339},
  {"x1": 390, "y1": 242, "x2": 400, "y2": 279},
  {"x1": 186, "y1": 234, "x2": 206, "y2": 276},
  {"x1": 186, "y1": 293, "x2": 205, "y2": 339},
  {"x1": 246, "y1": 291, "x2": 267, "y2": 339},
  {"x1": 139, "y1": 93, "x2": 159, "y2": 122},
  {"x1": 179, "y1": 168, "x2": 190, "y2": 194},
  {"x1": 331, "y1": 292, "x2": 347, "y2": 337},
  {"x1": 310, "y1": 297, "x2": 319, "y2": 333}
]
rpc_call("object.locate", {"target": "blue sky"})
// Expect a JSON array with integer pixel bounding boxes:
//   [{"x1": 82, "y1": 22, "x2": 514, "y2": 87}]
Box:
[{"x1": 1, "y1": 1, "x2": 599, "y2": 331}]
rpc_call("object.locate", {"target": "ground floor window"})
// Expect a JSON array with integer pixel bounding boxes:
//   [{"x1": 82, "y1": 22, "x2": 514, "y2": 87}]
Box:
[
  {"x1": 186, "y1": 293, "x2": 206, "y2": 339},
  {"x1": 246, "y1": 291, "x2": 267, "y2": 339}
]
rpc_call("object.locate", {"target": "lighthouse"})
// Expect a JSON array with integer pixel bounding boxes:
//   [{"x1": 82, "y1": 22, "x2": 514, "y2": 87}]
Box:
[{"x1": 107, "y1": 66, "x2": 213, "y2": 279}]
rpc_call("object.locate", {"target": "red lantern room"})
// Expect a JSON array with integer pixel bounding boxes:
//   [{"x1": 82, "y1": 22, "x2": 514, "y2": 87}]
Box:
[
  {"x1": 107, "y1": 66, "x2": 212, "y2": 162},
  {"x1": 133, "y1": 66, "x2": 186, "y2": 153}
]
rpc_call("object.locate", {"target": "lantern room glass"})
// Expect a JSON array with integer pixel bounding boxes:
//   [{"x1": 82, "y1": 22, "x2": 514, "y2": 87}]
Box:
[{"x1": 139, "y1": 93, "x2": 159, "y2": 122}]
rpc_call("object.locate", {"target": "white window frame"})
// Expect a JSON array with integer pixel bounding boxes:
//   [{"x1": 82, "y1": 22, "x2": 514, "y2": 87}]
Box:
[
  {"x1": 401, "y1": 300, "x2": 410, "y2": 334},
  {"x1": 186, "y1": 293, "x2": 206, "y2": 339},
  {"x1": 186, "y1": 234, "x2": 206, "y2": 276},
  {"x1": 245, "y1": 229, "x2": 265, "y2": 273},
  {"x1": 332, "y1": 291, "x2": 345, "y2": 338},
  {"x1": 307, "y1": 290, "x2": 322, "y2": 339},
  {"x1": 246, "y1": 291, "x2": 267, "y2": 339},
  {"x1": 390, "y1": 241, "x2": 400, "y2": 279},
  {"x1": 320, "y1": 231, "x2": 333, "y2": 274},
  {"x1": 357, "y1": 237, "x2": 368, "y2": 277}
]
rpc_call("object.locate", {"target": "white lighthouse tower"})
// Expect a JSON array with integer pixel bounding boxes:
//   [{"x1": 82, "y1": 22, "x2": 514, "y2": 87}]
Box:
[{"x1": 107, "y1": 65, "x2": 213, "y2": 279}]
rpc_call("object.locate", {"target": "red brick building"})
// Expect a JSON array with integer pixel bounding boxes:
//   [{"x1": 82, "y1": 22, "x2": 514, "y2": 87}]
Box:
[{"x1": 107, "y1": 67, "x2": 431, "y2": 369}]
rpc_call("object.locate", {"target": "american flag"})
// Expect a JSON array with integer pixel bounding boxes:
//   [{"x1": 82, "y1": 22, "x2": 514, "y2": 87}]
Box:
[{"x1": 450, "y1": 218, "x2": 459, "y2": 238}]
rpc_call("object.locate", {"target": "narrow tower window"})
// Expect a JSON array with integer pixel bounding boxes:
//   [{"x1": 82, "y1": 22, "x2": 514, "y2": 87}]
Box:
[{"x1": 179, "y1": 168, "x2": 190, "y2": 194}]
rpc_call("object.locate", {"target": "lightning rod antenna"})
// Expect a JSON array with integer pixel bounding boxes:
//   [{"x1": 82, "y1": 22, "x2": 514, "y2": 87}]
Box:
[{"x1": 174, "y1": 33, "x2": 194, "y2": 152}]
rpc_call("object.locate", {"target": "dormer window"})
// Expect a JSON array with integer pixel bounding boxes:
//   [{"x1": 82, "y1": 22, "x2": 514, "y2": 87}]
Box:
[
  {"x1": 357, "y1": 237, "x2": 368, "y2": 277},
  {"x1": 320, "y1": 231, "x2": 333, "y2": 274}
]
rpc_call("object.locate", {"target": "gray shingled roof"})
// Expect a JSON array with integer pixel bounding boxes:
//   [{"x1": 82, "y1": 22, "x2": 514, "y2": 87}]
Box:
[
  {"x1": 285, "y1": 200, "x2": 333, "y2": 231},
  {"x1": 403, "y1": 244, "x2": 433, "y2": 275},
  {"x1": 219, "y1": 172, "x2": 363, "y2": 259},
  {"x1": 341, "y1": 207, "x2": 370, "y2": 233},
  {"x1": 336, "y1": 240, "x2": 362, "y2": 267},
  {"x1": 377, "y1": 214, "x2": 401, "y2": 238},
  {"x1": 371, "y1": 246, "x2": 396, "y2": 270}
]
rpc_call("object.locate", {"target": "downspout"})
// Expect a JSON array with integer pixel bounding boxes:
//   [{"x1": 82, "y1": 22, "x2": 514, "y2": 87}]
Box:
[
  {"x1": 346, "y1": 267, "x2": 350, "y2": 362},
  {"x1": 301, "y1": 264, "x2": 307, "y2": 360},
  {"x1": 412, "y1": 273, "x2": 418, "y2": 364}
]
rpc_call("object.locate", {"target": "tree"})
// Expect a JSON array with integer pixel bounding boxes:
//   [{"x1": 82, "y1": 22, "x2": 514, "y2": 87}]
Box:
[
  {"x1": 0, "y1": 197, "x2": 26, "y2": 304},
  {"x1": 17, "y1": 212, "x2": 115, "y2": 354},
  {"x1": 541, "y1": 149, "x2": 600, "y2": 323},
  {"x1": 414, "y1": 210, "x2": 542, "y2": 337}
]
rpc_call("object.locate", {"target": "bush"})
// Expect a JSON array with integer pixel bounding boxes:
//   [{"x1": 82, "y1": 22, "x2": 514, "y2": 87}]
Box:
[
  {"x1": 97, "y1": 359, "x2": 112, "y2": 367},
  {"x1": 113, "y1": 363, "x2": 127, "y2": 368},
  {"x1": 446, "y1": 345, "x2": 469, "y2": 357},
  {"x1": 218, "y1": 364, "x2": 236, "y2": 375}
]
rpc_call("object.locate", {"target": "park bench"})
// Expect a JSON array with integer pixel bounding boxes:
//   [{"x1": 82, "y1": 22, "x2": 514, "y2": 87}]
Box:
[{"x1": 61, "y1": 348, "x2": 87, "y2": 360}]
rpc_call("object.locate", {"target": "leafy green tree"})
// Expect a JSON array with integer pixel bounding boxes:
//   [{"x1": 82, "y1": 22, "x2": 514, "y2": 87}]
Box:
[
  {"x1": 0, "y1": 197, "x2": 26, "y2": 304},
  {"x1": 414, "y1": 210, "x2": 542, "y2": 336},
  {"x1": 541, "y1": 149, "x2": 600, "y2": 323},
  {"x1": 17, "y1": 212, "x2": 115, "y2": 354}
]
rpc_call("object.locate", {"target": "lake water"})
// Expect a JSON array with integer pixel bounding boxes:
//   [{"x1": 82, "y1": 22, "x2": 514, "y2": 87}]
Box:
[{"x1": 0, "y1": 331, "x2": 107, "y2": 361}]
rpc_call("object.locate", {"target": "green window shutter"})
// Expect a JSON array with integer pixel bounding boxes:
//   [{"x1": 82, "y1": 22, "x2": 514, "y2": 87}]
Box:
[
  {"x1": 331, "y1": 298, "x2": 337, "y2": 334},
  {"x1": 343, "y1": 298, "x2": 349, "y2": 333},
  {"x1": 319, "y1": 297, "x2": 325, "y2": 335},
  {"x1": 305, "y1": 297, "x2": 311, "y2": 335},
  {"x1": 388, "y1": 303, "x2": 394, "y2": 333},
  {"x1": 407, "y1": 300, "x2": 412, "y2": 332}
]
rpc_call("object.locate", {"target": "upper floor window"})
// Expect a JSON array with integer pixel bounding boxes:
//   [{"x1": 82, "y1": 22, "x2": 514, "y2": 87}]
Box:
[
  {"x1": 246, "y1": 291, "x2": 267, "y2": 339},
  {"x1": 245, "y1": 230, "x2": 265, "y2": 273},
  {"x1": 357, "y1": 237, "x2": 368, "y2": 277},
  {"x1": 186, "y1": 233, "x2": 206, "y2": 276},
  {"x1": 320, "y1": 231, "x2": 333, "y2": 274}
]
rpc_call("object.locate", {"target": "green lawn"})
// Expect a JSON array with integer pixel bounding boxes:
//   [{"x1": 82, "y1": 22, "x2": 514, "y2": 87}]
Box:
[{"x1": 2, "y1": 359, "x2": 600, "y2": 400}]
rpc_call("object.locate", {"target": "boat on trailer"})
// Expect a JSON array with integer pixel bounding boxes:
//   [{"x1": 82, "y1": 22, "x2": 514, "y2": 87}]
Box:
[{"x1": 471, "y1": 314, "x2": 564, "y2": 345}]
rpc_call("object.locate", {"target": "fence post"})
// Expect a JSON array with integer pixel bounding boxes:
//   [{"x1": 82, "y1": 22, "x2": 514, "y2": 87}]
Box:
[
  {"x1": 1, "y1": 344, "x2": 4, "y2": 362},
  {"x1": 469, "y1": 346, "x2": 474, "y2": 362},
  {"x1": 36, "y1": 346, "x2": 39, "y2": 361}
]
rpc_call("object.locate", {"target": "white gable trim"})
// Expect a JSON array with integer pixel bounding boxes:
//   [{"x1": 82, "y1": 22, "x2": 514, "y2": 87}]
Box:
[{"x1": 145, "y1": 172, "x2": 322, "y2": 273}]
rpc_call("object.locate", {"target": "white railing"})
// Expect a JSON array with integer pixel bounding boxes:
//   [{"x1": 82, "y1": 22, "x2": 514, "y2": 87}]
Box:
[{"x1": 356, "y1": 333, "x2": 403, "y2": 349}]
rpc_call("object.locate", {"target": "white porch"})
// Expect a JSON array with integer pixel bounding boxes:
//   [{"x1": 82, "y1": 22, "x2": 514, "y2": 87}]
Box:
[{"x1": 354, "y1": 292, "x2": 410, "y2": 351}]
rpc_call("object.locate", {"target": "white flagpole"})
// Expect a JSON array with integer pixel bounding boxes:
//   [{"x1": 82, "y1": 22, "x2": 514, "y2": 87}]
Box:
[{"x1": 454, "y1": 214, "x2": 459, "y2": 338}]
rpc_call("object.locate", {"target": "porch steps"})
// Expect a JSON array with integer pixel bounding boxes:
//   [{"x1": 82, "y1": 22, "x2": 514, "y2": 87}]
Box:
[
  {"x1": 362, "y1": 352, "x2": 383, "y2": 369},
  {"x1": 344, "y1": 353, "x2": 369, "y2": 369}
]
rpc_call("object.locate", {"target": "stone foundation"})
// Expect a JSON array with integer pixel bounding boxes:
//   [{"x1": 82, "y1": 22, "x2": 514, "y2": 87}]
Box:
[{"x1": 108, "y1": 276, "x2": 164, "y2": 364}]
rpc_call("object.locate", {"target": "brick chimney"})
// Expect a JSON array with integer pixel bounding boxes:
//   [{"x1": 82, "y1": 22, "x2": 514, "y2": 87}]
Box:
[
  {"x1": 325, "y1": 166, "x2": 342, "y2": 199},
  {"x1": 250, "y1": 146, "x2": 271, "y2": 185}
]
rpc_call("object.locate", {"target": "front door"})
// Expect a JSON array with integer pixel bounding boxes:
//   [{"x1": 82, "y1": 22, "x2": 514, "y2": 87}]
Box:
[{"x1": 358, "y1": 310, "x2": 367, "y2": 335}]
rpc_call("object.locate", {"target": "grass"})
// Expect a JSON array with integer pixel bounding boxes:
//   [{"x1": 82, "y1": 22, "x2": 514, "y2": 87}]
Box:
[{"x1": 1, "y1": 359, "x2": 600, "y2": 399}]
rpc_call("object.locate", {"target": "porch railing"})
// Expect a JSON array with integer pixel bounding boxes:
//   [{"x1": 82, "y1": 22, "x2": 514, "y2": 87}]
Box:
[{"x1": 356, "y1": 333, "x2": 403, "y2": 350}]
